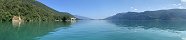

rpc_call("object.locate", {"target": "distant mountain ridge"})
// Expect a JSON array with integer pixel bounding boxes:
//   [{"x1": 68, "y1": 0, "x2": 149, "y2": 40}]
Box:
[
  {"x1": 74, "y1": 15, "x2": 92, "y2": 20},
  {"x1": 105, "y1": 9, "x2": 186, "y2": 20}
]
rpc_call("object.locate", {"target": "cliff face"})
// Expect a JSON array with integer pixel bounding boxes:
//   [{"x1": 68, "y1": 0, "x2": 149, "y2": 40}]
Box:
[
  {"x1": 105, "y1": 9, "x2": 186, "y2": 20},
  {"x1": 0, "y1": 0, "x2": 74, "y2": 21}
]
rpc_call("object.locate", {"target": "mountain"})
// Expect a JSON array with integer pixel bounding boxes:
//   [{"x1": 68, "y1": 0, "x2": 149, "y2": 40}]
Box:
[
  {"x1": 0, "y1": 0, "x2": 74, "y2": 22},
  {"x1": 74, "y1": 15, "x2": 92, "y2": 20},
  {"x1": 105, "y1": 9, "x2": 186, "y2": 20}
]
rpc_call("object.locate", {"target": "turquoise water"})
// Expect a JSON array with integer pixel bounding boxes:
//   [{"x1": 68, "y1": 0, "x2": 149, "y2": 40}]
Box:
[{"x1": 1, "y1": 20, "x2": 186, "y2": 40}]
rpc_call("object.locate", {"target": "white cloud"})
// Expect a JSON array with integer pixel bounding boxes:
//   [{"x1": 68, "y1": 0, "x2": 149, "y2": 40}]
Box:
[
  {"x1": 178, "y1": 4, "x2": 182, "y2": 5},
  {"x1": 172, "y1": 3, "x2": 185, "y2": 9},
  {"x1": 172, "y1": 0, "x2": 186, "y2": 9},
  {"x1": 172, "y1": 3, "x2": 181, "y2": 6},
  {"x1": 130, "y1": 7, "x2": 134, "y2": 9},
  {"x1": 181, "y1": 0, "x2": 186, "y2": 2},
  {"x1": 179, "y1": 6, "x2": 184, "y2": 9},
  {"x1": 130, "y1": 7, "x2": 138, "y2": 11},
  {"x1": 181, "y1": 0, "x2": 186, "y2": 9},
  {"x1": 134, "y1": 9, "x2": 138, "y2": 11}
]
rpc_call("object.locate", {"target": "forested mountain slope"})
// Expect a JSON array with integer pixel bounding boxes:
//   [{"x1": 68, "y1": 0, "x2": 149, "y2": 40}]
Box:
[{"x1": 0, "y1": 0, "x2": 74, "y2": 21}]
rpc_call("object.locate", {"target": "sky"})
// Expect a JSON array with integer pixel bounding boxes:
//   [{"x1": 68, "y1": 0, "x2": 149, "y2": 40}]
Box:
[{"x1": 37, "y1": 0, "x2": 186, "y2": 19}]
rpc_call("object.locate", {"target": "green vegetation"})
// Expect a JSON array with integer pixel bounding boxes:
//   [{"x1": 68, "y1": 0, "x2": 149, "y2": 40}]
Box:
[{"x1": 0, "y1": 0, "x2": 74, "y2": 22}]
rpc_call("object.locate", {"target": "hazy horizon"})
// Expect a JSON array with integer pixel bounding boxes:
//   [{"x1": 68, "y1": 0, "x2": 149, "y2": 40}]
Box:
[{"x1": 37, "y1": 0, "x2": 186, "y2": 19}]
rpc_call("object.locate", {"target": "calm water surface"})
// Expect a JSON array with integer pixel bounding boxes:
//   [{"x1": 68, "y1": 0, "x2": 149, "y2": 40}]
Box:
[{"x1": 1, "y1": 20, "x2": 186, "y2": 40}]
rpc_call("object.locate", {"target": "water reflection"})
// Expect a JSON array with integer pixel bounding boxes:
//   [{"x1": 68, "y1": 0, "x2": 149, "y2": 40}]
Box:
[
  {"x1": 107, "y1": 20, "x2": 186, "y2": 31},
  {"x1": 1, "y1": 20, "x2": 186, "y2": 40},
  {"x1": 0, "y1": 21, "x2": 75, "y2": 40},
  {"x1": 107, "y1": 20, "x2": 186, "y2": 40},
  {"x1": 37, "y1": 20, "x2": 185, "y2": 40}
]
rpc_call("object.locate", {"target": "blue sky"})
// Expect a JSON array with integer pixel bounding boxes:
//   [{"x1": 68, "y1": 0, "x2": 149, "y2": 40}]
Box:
[{"x1": 37, "y1": 0, "x2": 186, "y2": 19}]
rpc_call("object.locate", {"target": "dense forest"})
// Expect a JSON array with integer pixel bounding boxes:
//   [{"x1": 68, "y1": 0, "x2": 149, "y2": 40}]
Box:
[{"x1": 0, "y1": 0, "x2": 75, "y2": 22}]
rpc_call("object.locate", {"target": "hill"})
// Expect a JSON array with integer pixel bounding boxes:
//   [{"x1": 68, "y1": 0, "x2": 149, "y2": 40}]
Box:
[
  {"x1": 0, "y1": 0, "x2": 74, "y2": 22},
  {"x1": 74, "y1": 15, "x2": 92, "y2": 20},
  {"x1": 105, "y1": 9, "x2": 186, "y2": 20}
]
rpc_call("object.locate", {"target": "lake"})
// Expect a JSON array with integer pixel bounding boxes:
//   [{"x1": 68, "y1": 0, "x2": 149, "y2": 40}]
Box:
[{"x1": 0, "y1": 20, "x2": 186, "y2": 40}]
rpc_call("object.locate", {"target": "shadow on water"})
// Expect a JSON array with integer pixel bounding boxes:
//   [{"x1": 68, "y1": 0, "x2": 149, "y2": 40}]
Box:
[
  {"x1": 107, "y1": 20, "x2": 186, "y2": 31},
  {"x1": 0, "y1": 21, "x2": 75, "y2": 40}
]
